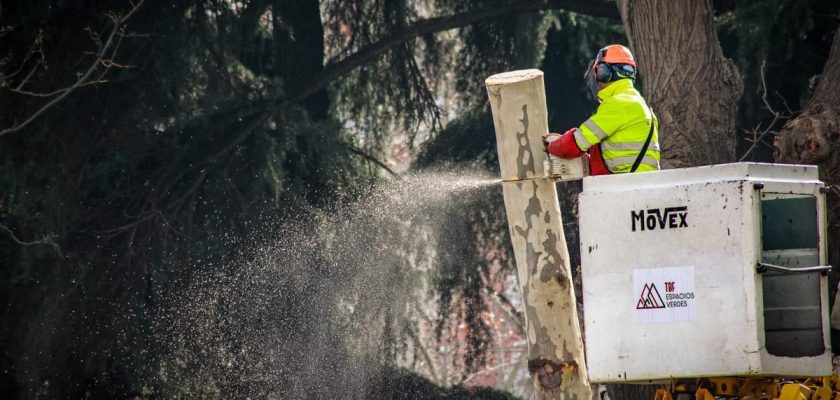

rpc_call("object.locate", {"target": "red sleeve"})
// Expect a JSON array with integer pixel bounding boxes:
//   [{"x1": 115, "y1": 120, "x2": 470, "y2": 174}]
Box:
[{"x1": 547, "y1": 130, "x2": 584, "y2": 158}]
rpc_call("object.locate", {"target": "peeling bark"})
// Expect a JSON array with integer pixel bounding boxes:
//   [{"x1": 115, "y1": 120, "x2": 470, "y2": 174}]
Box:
[
  {"x1": 616, "y1": 0, "x2": 742, "y2": 168},
  {"x1": 528, "y1": 359, "x2": 579, "y2": 389}
]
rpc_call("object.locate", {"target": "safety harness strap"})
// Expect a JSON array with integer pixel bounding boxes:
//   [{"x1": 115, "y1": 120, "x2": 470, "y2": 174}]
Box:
[{"x1": 630, "y1": 109, "x2": 656, "y2": 173}]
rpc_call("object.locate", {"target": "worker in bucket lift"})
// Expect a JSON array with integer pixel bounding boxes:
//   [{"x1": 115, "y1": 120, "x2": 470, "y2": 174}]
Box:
[{"x1": 543, "y1": 44, "x2": 660, "y2": 175}]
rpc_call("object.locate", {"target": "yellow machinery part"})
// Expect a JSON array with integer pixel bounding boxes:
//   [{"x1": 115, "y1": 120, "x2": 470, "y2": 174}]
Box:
[
  {"x1": 777, "y1": 383, "x2": 811, "y2": 400},
  {"x1": 655, "y1": 388, "x2": 673, "y2": 400},
  {"x1": 696, "y1": 388, "x2": 715, "y2": 400},
  {"x1": 738, "y1": 378, "x2": 779, "y2": 399},
  {"x1": 653, "y1": 375, "x2": 840, "y2": 400},
  {"x1": 709, "y1": 377, "x2": 741, "y2": 396}
]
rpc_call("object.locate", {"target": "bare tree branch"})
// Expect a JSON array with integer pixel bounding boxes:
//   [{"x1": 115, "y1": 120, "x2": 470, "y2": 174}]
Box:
[
  {"x1": 740, "y1": 60, "x2": 792, "y2": 161},
  {"x1": 0, "y1": 223, "x2": 63, "y2": 258},
  {"x1": 0, "y1": 0, "x2": 144, "y2": 138},
  {"x1": 346, "y1": 144, "x2": 399, "y2": 176},
  {"x1": 2, "y1": 30, "x2": 45, "y2": 84},
  {"x1": 405, "y1": 321, "x2": 441, "y2": 383},
  {"x1": 484, "y1": 287, "x2": 525, "y2": 334},
  {"x1": 8, "y1": 80, "x2": 109, "y2": 97},
  {"x1": 461, "y1": 355, "x2": 526, "y2": 385}
]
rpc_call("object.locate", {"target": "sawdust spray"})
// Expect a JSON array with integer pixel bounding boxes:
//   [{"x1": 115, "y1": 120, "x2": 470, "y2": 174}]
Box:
[{"x1": 151, "y1": 166, "x2": 501, "y2": 399}]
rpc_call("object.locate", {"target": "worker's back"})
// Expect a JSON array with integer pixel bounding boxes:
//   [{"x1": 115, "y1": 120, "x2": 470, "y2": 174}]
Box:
[{"x1": 582, "y1": 79, "x2": 660, "y2": 174}]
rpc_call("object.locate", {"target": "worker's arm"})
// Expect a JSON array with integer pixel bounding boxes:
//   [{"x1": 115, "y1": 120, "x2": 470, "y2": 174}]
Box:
[{"x1": 571, "y1": 101, "x2": 623, "y2": 151}]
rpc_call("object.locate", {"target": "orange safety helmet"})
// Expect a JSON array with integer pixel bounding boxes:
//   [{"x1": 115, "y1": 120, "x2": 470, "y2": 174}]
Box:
[
  {"x1": 584, "y1": 44, "x2": 637, "y2": 100},
  {"x1": 599, "y1": 44, "x2": 636, "y2": 67}
]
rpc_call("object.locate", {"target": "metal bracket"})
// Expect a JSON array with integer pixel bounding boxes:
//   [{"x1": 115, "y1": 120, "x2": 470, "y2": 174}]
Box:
[{"x1": 756, "y1": 262, "x2": 832, "y2": 275}]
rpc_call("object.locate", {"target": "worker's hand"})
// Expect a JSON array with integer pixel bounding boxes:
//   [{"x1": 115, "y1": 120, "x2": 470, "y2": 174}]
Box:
[
  {"x1": 546, "y1": 128, "x2": 584, "y2": 158},
  {"x1": 542, "y1": 132, "x2": 561, "y2": 151}
]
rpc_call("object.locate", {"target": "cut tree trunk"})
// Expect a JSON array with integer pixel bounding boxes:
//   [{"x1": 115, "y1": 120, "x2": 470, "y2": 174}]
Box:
[
  {"x1": 774, "y1": 27, "x2": 840, "y2": 307},
  {"x1": 486, "y1": 70, "x2": 592, "y2": 400},
  {"x1": 616, "y1": 0, "x2": 743, "y2": 168}
]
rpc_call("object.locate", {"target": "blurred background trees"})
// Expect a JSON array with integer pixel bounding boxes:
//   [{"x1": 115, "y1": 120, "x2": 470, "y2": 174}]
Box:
[{"x1": 0, "y1": 0, "x2": 838, "y2": 398}]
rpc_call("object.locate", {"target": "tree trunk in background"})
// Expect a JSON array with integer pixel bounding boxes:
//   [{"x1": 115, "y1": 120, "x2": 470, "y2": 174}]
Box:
[
  {"x1": 275, "y1": 0, "x2": 329, "y2": 120},
  {"x1": 486, "y1": 70, "x2": 592, "y2": 400},
  {"x1": 616, "y1": 0, "x2": 742, "y2": 168},
  {"x1": 774, "y1": 28, "x2": 840, "y2": 307}
]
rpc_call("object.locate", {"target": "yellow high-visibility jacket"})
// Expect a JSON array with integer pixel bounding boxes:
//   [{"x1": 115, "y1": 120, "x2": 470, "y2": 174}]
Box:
[{"x1": 573, "y1": 79, "x2": 660, "y2": 173}]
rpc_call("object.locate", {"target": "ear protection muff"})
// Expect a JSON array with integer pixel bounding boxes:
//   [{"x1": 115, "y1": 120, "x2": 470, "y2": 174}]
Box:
[{"x1": 593, "y1": 48, "x2": 613, "y2": 83}]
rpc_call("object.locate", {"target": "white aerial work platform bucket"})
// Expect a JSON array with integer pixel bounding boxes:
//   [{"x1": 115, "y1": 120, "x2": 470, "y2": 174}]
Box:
[{"x1": 579, "y1": 162, "x2": 831, "y2": 382}]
